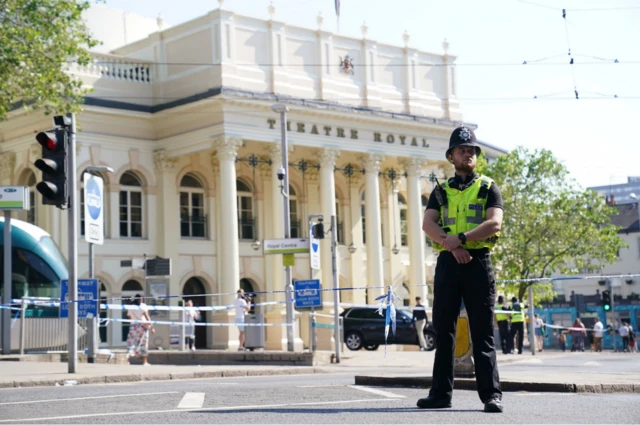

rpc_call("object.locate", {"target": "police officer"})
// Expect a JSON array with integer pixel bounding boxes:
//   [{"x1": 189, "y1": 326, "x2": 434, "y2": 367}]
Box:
[
  {"x1": 508, "y1": 296, "x2": 525, "y2": 354},
  {"x1": 418, "y1": 125, "x2": 503, "y2": 413},
  {"x1": 496, "y1": 296, "x2": 510, "y2": 354}
]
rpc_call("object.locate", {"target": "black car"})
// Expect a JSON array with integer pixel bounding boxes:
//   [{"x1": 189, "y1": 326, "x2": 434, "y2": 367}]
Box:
[{"x1": 340, "y1": 307, "x2": 436, "y2": 351}]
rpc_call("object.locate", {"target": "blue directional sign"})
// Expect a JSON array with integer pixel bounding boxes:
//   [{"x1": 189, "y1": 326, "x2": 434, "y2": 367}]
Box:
[
  {"x1": 60, "y1": 279, "x2": 99, "y2": 319},
  {"x1": 294, "y1": 279, "x2": 322, "y2": 310}
]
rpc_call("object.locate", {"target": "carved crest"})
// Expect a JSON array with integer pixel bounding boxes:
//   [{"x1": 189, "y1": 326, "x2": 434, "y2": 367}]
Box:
[{"x1": 339, "y1": 55, "x2": 354, "y2": 74}]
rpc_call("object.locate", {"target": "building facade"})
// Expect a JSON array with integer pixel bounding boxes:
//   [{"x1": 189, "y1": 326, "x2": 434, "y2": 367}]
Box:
[{"x1": 0, "y1": 4, "x2": 505, "y2": 350}]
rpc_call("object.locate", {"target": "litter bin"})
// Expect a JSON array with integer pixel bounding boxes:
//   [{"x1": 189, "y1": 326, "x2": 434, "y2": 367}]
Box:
[{"x1": 244, "y1": 314, "x2": 265, "y2": 350}]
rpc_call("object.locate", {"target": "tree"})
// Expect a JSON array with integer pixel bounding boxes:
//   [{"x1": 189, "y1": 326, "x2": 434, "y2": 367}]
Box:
[
  {"x1": 487, "y1": 147, "x2": 626, "y2": 301},
  {"x1": 0, "y1": 0, "x2": 100, "y2": 120}
]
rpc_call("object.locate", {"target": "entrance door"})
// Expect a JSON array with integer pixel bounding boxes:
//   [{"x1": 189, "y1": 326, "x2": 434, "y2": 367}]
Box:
[{"x1": 182, "y1": 278, "x2": 207, "y2": 349}]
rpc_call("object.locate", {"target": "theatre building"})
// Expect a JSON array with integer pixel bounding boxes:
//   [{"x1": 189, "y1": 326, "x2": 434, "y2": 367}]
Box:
[{"x1": 0, "y1": 3, "x2": 505, "y2": 350}]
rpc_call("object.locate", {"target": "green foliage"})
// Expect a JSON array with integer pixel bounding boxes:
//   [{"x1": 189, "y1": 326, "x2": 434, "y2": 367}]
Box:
[
  {"x1": 487, "y1": 147, "x2": 627, "y2": 301},
  {"x1": 0, "y1": 0, "x2": 100, "y2": 120}
]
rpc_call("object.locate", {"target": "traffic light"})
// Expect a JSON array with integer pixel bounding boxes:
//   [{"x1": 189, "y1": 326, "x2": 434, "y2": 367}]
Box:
[
  {"x1": 34, "y1": 122, "x2": 68, "y2": 208},
  {"x1": 602, "y1": 290, "x2": 611, "y2": 311}
]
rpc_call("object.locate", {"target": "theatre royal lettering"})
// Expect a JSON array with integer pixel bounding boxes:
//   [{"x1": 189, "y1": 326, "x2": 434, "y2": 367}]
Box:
[{"x1": 266, "y1": 119, "x2": 430, "y2": 149}]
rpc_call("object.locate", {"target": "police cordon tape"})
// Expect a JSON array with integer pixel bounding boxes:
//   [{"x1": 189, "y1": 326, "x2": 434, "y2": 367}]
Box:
[
  {"x1": 103, "y1": 317, "x2": 294, "y2": 327},
  {"x1": 4, "y1": 272, "x2": 639, "y2": 309}
]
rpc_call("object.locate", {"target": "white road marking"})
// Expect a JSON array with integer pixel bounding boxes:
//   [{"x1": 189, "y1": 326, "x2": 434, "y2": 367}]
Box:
[
  {"x1": 297, "y1": 384, "x2": 340, "y2": 388},
  {"x1": 0, "y1": 391, "x2": 179, "y2": 406},
  {"x1": 177, "y1": 392, "x2": 205, "y2": 409},
  {"x1": 583, "y1": 361, "x2": 600, "y2": 366},
  {"x1": 348, "y1": 385, "x2": 406, "y2": 398},
  {"x1": 0, "y1": 398, "x2": 398, "y2": 423}
]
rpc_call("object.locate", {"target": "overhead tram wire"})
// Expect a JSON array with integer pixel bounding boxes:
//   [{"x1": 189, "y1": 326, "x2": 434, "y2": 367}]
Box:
[{"x1": 514, "y1": 0, "x2": 640, "y2": 12}]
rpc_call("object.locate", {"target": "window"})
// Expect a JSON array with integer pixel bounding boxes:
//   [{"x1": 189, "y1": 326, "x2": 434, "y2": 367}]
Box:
[
  {"x1": 237, "y1": 180, "x2": 255, "y2": 240},
  {"x1": 398, "y1": 194, "x2": 408, "y2": 246},
  {"x1": 26, "y1": 172, "x2": 36, "y2": 225},
  {"x1": 180, "y1": 174, "x2": 206, "y2": 238},
  {"x1": 289, "y1": 185, "x2": 300, "y2": 238},
  {"x1": 119, "y1": 172, "x2": 143, "y2": 238}
]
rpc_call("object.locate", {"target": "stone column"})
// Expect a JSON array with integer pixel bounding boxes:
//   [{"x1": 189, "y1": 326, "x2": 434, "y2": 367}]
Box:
[
  {"x1": 153, "y1": 150, "x2": 179, "y2": 288},
  {"x1": 319, "y1": 148, "x2": 340, "y2": 293},
  {"x1": 212, "y1": 137, "x2": 243, "y2": 306},
  {"x1": 403, "y1": 158, "x2": 428, "y2": 303},
  {"x1": 362, "y1": 153, "x2": 385, "y2": 302}
]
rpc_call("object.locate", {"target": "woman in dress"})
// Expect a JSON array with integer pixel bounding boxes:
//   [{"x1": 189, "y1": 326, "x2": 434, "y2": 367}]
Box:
[{"x1": 126, "y1": 294, "x2": 154, "y2": 365}]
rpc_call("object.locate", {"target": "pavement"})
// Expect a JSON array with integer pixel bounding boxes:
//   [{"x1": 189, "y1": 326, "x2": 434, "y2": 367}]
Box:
[{"x1": 1, "y1": 348, "x2": 639, "y2": 393}]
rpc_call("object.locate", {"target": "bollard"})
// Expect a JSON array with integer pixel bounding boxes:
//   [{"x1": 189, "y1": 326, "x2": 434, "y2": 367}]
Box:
[
  {"x1": 87, "y1": 316, "x2": 98, "y2": 363},
  {"x1": 19, "y1": 301, "x2": 26, "y2": 355}
]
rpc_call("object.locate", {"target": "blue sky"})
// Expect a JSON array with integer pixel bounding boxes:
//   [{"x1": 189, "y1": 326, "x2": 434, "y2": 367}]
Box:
[{"x1": 99, "y1": 0, "x2": 640, "y2": 189}]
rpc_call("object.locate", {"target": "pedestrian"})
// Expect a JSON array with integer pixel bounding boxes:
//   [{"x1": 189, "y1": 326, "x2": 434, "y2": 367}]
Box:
[
  {"x1": 571, "y1": 318, "x2": 586, "y2": 352},
  {"x1": 125, "y1": 294, "x2": 154, "y2": 366},
  {"x1": 233, "y1": 289, "x2": 250, "y2": 351},
  {"x1": 507, "y1": 297, "x2": 525, "y2": 354},
  {"x1": 593, "y1": 318, "x2": 604, "y2": 352},
  {"x1": 534, "y1": 314, "x2": 544, "y2": 352},
  {"x1": 495, "y1": 296, "x2": 510, "y2": 354},
  {"x1": 628, "y1": 325, "x2": 637, "y2": 353},
  {"x1": 411, "y1": 296, "x2": 429, "y2": 351},
  {"x1": 184, "y1": 299, "x2": 200, "y2": 351},
  {"x1": 558, "y1": 331, "x2": 567, "y2": 352},
  {"x1": 619, "y1": 322, "x2": 630, "y2": 352},
  {"x1": 419, "y1": 125, "x2": 504, "y2": 413}
]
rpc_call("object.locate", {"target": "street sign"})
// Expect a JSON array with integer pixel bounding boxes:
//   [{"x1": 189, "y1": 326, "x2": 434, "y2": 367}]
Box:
[
  {"x1": 309, "y1": 224, "x2": 320, "y2": 270},
  {"x1": 60, "y1": 279, "x2": 98, "y2": 319},
  {"x1": 83, "y1": 173, "x2": 104, "y2": 245},
  {"x1": 0, "y1": 186, "x2": 29, "y2": 210},
  {"x1": 263, "y1": 238, "x2": 310, "y2": 255},
  {"x1": 294, "y1": 279, "x2": 322, "y2": 310}
]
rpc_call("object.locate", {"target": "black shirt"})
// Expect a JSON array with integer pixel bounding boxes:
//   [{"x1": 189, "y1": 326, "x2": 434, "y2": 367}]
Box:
[
  {"x1": 426, "y1": 172, "x2": 503, "y2": 211},
  {"x1": 412, "y1": 304, "x2": 428, "y2": 322}
]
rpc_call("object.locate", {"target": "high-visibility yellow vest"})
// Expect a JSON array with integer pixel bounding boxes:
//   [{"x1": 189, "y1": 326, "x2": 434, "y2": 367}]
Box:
[
  {"x1": 511, "y1": 303, "x2": 525, "y2": 323},
  {"x1": 433, "y1": 175, "x2": 499, "y2": 251},
  {"x1": 495, "y1": 304, "x2": 509, "y2": 322}
]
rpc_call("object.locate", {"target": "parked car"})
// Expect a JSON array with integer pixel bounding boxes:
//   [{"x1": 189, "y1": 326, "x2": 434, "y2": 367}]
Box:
[{"x1": 340, "y1": 307, "x2": 436, "y2": 351}]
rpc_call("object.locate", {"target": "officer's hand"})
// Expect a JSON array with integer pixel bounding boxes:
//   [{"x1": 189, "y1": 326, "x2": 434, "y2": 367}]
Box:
[
  {"x1": 451, "y1": 247, "x2": 472, "y2": 264},
  {"x1": 441, "y1": 234, "x2": 462, "y2": 251}
]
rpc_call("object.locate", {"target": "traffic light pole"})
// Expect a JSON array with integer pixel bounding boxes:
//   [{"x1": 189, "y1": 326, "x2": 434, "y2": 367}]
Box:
[{"x1": 67, "y1": 113, "x2": 78, "y2": 373}]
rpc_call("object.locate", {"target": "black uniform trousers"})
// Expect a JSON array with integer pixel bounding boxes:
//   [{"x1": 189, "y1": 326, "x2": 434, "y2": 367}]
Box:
[
  {"x1": 428, "y1": 248, "x2": 501, "y2": 403},
  {"x1": 508, "y1": 322, "x2": 524, "y2": 354},
  {"x1": 497, "y1": 320, "x2": 510, "y2": 354}
]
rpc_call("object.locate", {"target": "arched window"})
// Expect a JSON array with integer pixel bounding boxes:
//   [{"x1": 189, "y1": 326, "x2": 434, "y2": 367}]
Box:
[
  {"x1": 25, "y1": 171, "x2": 36, "y2": 225},
  {"x1": 119, "y1": 172, "x2": 143, "y2": 238},
  {"x1": 120, "y1": 279, "x2": 144, "y2": 342},
  {"x1": 398, "y1": 194, "x2": 408, "y2": 246},
  {"x1": 237, "y1": 180, "x2": 254, "y2": 240},
  {"x1": 180, "y1": 174, "x2": 206, "y2": 238},
  {"x1": 289, "y1": 185, "x2": 300, "y2": 238}
]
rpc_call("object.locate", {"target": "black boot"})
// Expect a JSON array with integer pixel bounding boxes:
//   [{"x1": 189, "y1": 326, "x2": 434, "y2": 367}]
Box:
[{"x1": 416, "y1": 396, "x2": 452, "y2": 409}]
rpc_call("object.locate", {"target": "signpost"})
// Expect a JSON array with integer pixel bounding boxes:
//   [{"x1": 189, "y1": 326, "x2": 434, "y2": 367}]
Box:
[
  {"x1": 83, "y1": 173, "x2": 104, "y2": 245},
  {"x1": 263, "y1": 238, "x2": 310, "y2": 255},
  {"x1": 60, "y1": 279, "x2": 98, "y2": 319},
  {"x1": 294, "y1": 279, "x2": 322, "y2": 310},
  {"x1": 1, "y1": 186, "x2": 29, "y2": 354},
  {"x1": 310, "y1": 232, "x2": 320, "y2": 271}
]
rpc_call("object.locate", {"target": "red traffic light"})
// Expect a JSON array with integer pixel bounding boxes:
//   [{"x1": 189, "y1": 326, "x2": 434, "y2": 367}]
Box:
[{"x1": 36, "y1": 132, "x2": 60, "y2": 151}]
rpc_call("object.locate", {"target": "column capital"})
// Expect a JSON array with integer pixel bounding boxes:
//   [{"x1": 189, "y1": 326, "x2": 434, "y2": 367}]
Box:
[
  {"x1": 318, "y1": 148, "x2": 340, "y2": 168},
  {"x1": 0, "y1": 152, "x2": 16, "y2": 180},
  {"x1": 360, "y1": 153, "x2": 385, "y2": 173},
  {"x1": 400, "y1": 158, "x2": 426, "y2": 177},
  {"x1": 213, "y1": 137, "x2": 243, "y2": 161},
  {"x1": 153, "y1": 149, "x2": 178, "y2": 171}
]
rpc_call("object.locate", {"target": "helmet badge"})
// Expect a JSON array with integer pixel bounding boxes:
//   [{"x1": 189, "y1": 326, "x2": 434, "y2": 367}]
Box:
[{"x1": 459, "y1": 127, "x2": 472, "y2": 141}]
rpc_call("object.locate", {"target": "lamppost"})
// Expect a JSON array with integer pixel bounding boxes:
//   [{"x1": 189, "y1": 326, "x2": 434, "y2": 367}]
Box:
[
  {"x1": 271, "y1": 103, "x2": 294, "y2": 352},
  {"x1": 335, "y1": 163, "x2": 364, "y2": 255},
  {"x1": 382, "y1": 168, "x2": 405, "y2": 255}
]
